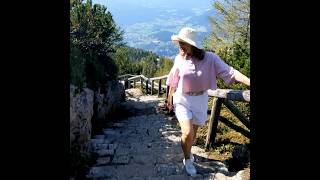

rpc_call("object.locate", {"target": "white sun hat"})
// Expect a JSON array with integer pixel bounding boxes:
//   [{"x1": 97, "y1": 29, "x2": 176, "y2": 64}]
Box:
[{"x1": 171, "y1": 27, "x2": 200, "y2": 49}]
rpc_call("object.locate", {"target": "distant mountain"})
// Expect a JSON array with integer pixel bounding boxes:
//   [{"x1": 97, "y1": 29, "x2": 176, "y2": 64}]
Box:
[
  {"x1": 93, "y1": 0, "x2": 215, "y2": 58},
  {"x1": 153, "y1": 31, "x2": 172, "y2": 42}
]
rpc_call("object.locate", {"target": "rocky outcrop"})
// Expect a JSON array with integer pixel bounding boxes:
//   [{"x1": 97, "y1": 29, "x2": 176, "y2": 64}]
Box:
[
  {"x1": 70, "y1": 85, "x2": 94, "y2": 154},
  {"x1": 232, "y1": 144, "x2": 250, "y2": 165},
  {"x1": 70, "y1": 81, "x2": 125, "y2": 178},
  {"x1": 95, "y1": 81, "x2": 125, "y2": 120},
  {"x1": 70, "y1": 81, "x2": 125, "y2": 154},
  {"x1": 70, "y1": 85, "x2": 94, "y2": 177}
]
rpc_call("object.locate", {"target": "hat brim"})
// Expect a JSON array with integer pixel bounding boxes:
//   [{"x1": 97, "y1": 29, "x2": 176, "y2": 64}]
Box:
[{"x1": 171, "y1": 35, "x2": 198, "y2": 49}]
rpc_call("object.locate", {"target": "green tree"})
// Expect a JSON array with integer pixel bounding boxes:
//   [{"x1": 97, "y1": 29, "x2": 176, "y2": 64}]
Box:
[
  {"x1": 204, "y1": 0, "x2": 250, "y2": 51},
  {"x1": 154, "y1": 57, "x2": 174, "y2": 77},
  {"x1": 113, "y1": 45, "x2": 161, "y2": 76},
  {"x1": 70, "y1": 0, "x2": 124, "y2": 89},
  {"x1": 204, "y1": 0, "x2": 250, "y2": 90},
  {"x1": 140, "y1": 54, "x2": 158, "y2": 77},
  {"x1": 113, "y1": 46, "x2": 134, "y2": 75},
  {"x1": 70, "y1": 45, "x2": 86, "y2": 89}
]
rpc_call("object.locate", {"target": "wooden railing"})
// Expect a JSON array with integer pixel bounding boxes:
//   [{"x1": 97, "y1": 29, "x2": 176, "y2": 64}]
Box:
[
  {"x1": 118, "y1": 74, "x2": 250, "y2": 150},
  {"x1": 118, "y1": 74, "x2": 168, "y2": 97},
  {"x1": 205, "y1": 89, "x2": 250, "y2": 150}
]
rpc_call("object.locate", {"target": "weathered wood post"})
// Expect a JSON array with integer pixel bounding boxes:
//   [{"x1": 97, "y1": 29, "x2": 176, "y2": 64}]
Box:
[
  {"x1": 205, "y1": 97, "x2": 223, "y2": 150},
  {"x1": 145, "y1": 79, "x2": 149, "y2": 94},
  {"x1": 133, "y1": 79, "x2": 136, "y2": 88},
  {"x1": 166, "y1": 85, "x2": 169, "y2": 100},
  {"x1": 151, "y1": 80, "x2": 154, "y2": 95},
  {"x1": 223, "y1": 99, "x2": 250, "y2": 129},
  {"x1": 140, "y1": 76, "x2": 143, "y2": 90},
  {"x1": 158, "y1": 79, "x2": 162, "y2": 97},
  {"x1": 124, "y1": 76, "x2": 128, "y2": 89}
]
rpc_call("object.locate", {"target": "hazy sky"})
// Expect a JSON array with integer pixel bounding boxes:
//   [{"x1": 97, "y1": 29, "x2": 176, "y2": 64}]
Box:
[{"x1": 92, "y1": 0, "x2": 214, "y2": 28}]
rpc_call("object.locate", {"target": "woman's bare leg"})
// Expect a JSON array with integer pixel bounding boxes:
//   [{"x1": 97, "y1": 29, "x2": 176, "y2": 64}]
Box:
[{"x1": 179, "y1": 120, "x2": 194, "y2": 159}]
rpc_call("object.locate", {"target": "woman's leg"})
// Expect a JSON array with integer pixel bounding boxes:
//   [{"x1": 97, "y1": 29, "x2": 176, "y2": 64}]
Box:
[
  {"x1": 192, "y1": 124, "x2": 199, "y2": 146},
  {"x1": 178, "y1": 119, "x2": 194, "y2": 159}
]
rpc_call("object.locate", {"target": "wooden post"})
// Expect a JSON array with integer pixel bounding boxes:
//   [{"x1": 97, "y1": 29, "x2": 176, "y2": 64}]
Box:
[
  {"x1": 166, "y1": 85, "x2": 169, "y2": 100},
  {"x1": 140, "y1": 76, "x2": 143, "y2": 90},
  {"x1": 158, "y1": 79, "x2": 162, "y2": 97},
  {"x1": 146, "y1": 79, "x2": 149, "y2": 94},
  {"x1": 219, "y1": 116, "x2": 250, "y2": 138},
  {"x1": 124, "y1": 77, "x2": 128, "y2": 89},
  {"x1": 205, "y1": 97, "x2": 223, "y2": 150},
  {"x1": 133, "y1": 79, "x2": 136, "y2": 88},
  {"x1": 223, "y1": 99, "x2": 250, "y2": 129},
  {"x1": 151, "y1": 80, "x2": 154, "y2": 95}
]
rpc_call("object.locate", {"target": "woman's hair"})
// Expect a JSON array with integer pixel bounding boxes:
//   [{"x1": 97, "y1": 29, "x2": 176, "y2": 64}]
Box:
[{"x1": 192, "y1": 46, "x2": 205, "y2": 60}]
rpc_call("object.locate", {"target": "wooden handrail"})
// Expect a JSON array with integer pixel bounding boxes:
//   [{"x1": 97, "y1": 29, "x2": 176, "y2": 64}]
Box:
[
  {"x1": 128, "y1": 75, "x2": 141, "y2": 81},
  {"x1": 118, "y1": 74, "x2": 136, "y2": 79},
  {"x1": 119, "y1": 74, "x2": 167, "y2": 81},
  {"x1": 140, "y1": 74, "x2": 149, "y2": 81},
  {"x1": 205, "y1": 89, "x2": 250, "y2": 150},
  {"x1": 149, "y1": 75, "x2": 168, "y2": 81},
  {"x1": 208, "y1": 89, "x2": 250, "y2": 102},
  {"x1": 119, "y1": 74, "x2": 168, "y2": 97}
]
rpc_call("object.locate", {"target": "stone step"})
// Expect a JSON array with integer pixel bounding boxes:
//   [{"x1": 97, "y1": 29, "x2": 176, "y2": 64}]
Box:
[
  {"x1": 95, "y1": 157, "x2": 111, "y2": 165},
  {"x1": 110, "y1": 163, "x2": 155, "y2": 178},
  {"x1": 86, "y1": 166, "x2": 118, "y2": 179},
  {"x1": 90, "y1": 139, "x2": 110, "y2": 146},
  {"x1": 90, "y1": 138, "x2": 104, "y2": 144},
  {"x1": 96, "y1": 149, "x2": 115, "y2": 156},
  {"x1": 195, "y1": 161, "x2": 229, "y2": 174},
  {"x1": 93, "y1": 135, "x2": 106, "y2": 139},
  {"x1": 154, "y1": 163, "x2": 183, "y2": 176},
  {"x1": 103, "y1": 129, "x2": 118, "y2": 135},
  {"x1": 92, "y1": 143, "x2": 118, "y2": 151},
  {"x1": 111, "y1": 155, "x2": 130, "y2": 164},
  {"x1": 157, "y1": 174, "x2": 201, "y2": 180},
  {"x1": 113, "y1": 122, "x2": 125, "y2": 128},
  {"x1": 92, "y1": 143, "x2": 109, "y2": 151},
  {"x1": 202, "y1": 172, "x2": 243, "y2": 180}
]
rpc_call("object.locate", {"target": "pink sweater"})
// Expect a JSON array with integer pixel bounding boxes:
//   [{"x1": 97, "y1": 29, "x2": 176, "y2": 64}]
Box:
[{"x1": 166, "y1": 52, "x2": 237, "y2": 93}]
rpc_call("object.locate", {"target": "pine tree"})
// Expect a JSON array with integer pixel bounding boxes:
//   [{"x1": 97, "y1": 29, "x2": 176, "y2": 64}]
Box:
[
  {"x1": 204, "y1": 0, "x2": 250, "y2": 52},
  {"x1": 70, "y1": 0, "x2": 124, "y2": 89},
  {"x1": 204, "y1": 0, "x2": 250, "y2": 89}
]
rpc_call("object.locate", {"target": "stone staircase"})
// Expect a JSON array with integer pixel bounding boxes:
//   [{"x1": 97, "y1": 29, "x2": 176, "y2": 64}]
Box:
[{"x1": 86, "y1": 88, "x2": 244, "y2": 180}]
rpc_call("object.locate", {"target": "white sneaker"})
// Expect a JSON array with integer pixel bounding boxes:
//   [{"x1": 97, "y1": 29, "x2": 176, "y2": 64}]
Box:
[
  {"x1": 190, "y1": 153, "x2": 195, "y2": 162},
  {"x1": 183, "y1": 158, "x2": 197, "y2": 176}
]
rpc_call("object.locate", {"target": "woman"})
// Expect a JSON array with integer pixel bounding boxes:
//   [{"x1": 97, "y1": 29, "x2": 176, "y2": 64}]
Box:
[{"x1": 166, "y1": 27, "x2": 250, "y2": 176}]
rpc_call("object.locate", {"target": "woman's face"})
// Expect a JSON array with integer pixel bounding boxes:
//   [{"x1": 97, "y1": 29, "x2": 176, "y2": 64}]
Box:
[{"x1": 178, "y1": 41, "x2": 193, "y2": 57}]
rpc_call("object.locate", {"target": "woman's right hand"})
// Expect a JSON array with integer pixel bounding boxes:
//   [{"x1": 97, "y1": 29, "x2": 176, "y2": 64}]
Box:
[
  {"x1": 167, "y1": 86, "x2": 176, "y2": 112},
  {"x1": 167, "y1": 95, "x2": 174, "y2": 112}
]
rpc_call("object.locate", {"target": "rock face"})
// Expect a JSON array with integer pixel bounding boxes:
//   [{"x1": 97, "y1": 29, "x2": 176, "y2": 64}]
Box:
[
  {"x1": 70, "y1": 85, "x2": 94, "y2": 155},
  {"x1": 95, "y1": 81, "x2": 125, "y2": 120},
  {"x1": 232, "y1": 144, "x2": 250, "y2": 164},
  {"x1": 70, "y1": 81, "x2": 125, "y2": 178},
  {"x1": 70, "y1": 85, "x2": 95, "y2": 178},
  {"x1": 70, "y1": 81, "x2": 125, "y2": 154}
]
